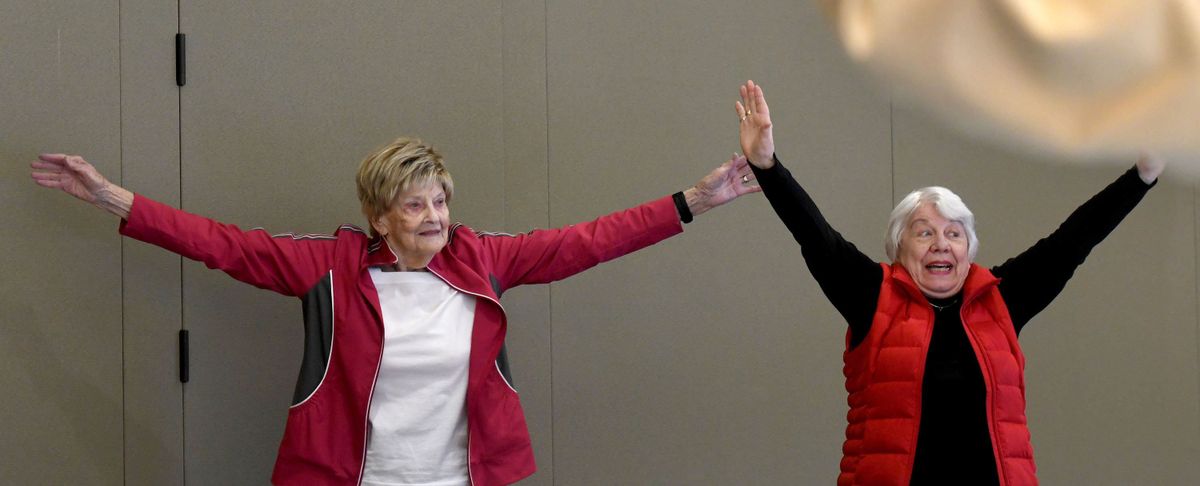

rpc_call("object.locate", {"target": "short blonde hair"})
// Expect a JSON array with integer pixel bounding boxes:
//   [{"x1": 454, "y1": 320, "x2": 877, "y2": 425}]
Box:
[{"x1": 356, "y1": 137, "x2": 454, "y2": 237}]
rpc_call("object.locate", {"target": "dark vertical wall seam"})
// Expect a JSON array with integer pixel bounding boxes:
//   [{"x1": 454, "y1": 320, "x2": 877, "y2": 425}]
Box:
[
  {"x1": 1194, "y1": 183, "x2": 1200, "y2": 450},
  {"x1": 499, "y1": 1, "x2": 507, "y2": 230},
  {"x1": 542, "y1": 1, "x2": 554, "y2": 484},
  {"x1": 176, "y1": 2, "x2": 186, "y2": 485},
  {"x1": 889, "y1": 100, "x2": 895, "y2": 205},
  {"x1": 117, "y1": 1, "x2": 126, "y2": 484}
]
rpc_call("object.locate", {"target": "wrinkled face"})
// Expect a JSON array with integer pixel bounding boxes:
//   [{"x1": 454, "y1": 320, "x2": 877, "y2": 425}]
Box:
[
  {"x1": 372, "y1": 181, "x2": 449, "y2": 269},
  {"x1": 897, "y1": 203, "x2": 971, "y2": 299}
]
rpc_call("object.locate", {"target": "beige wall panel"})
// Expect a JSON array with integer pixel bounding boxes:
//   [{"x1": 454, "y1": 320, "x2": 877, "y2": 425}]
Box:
[
  {"x1": 119, "y1": 1, "x2": 185, "y2": 484},
  {"x1": 546, "y1": 1, "x2": 891, "y2": 482},
  {"x1": 179, "y1": 1, "x2": 507, "y2": 482},
  {"x1": 0, "y1": 1, "x2": 124, "y2": 484},
  {"x1": 892, "y1": 107, "x2": 1200, "y2": 484},
  {"x1": 499, "y1": 1, "x2": 554, "y2": 484}
]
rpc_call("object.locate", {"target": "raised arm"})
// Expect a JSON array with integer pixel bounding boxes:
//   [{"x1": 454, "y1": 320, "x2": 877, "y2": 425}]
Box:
[
  {"x1": 994, "y1": 153, "x2": 1162, "y2": 331},
  {"x1": 482, "y1": 154, "x2": 761, "y2": 292},
  {"x1": 735, "y1": 81, "x2": 881, "y2": 344}
]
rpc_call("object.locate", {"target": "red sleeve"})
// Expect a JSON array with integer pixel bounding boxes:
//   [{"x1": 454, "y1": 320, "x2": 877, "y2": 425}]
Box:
[
  {"x1": 479, "y1": 195, "x2": 683, "y2": 292},
  {"x1": 119, "y1": 194, "x2": 339, "y2": 297}
]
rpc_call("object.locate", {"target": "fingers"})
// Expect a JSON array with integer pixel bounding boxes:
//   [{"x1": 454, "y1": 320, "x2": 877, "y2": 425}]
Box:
[
  {"x1": 737, "y1": 80, "x2": 769, "y2": 121},
  {"x1": 30, "y1": 160, "x2": 66, "y2": 171},
  {"x1": 30, "y1": 171, "x2": 66, "y2": 188},
  {"x1": 35, "y1": 154, "x2": 70, "y2": 171},
  {"x1": 750, "y1": 80, "x2": 769, "y2": 117}
]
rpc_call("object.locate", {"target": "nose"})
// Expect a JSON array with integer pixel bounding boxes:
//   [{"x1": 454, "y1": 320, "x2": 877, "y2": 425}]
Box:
[
  {"x1": 931, "y1": 234, "x2": 950, "y2": 252},
  {"x1": 422, "y1": 202, "x2": 442, "y2": 225}
]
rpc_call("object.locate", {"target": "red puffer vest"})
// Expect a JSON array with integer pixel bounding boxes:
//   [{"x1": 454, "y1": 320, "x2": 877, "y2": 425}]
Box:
[{"x1": 838, "y1": 263, "x2": 1037, "y2": 486}]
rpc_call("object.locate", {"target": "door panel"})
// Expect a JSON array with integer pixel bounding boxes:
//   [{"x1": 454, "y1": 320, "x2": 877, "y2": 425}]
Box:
[
  {"x1": 120, "y1": 1, "x2": 186, "y2": 484},
  {"x1": 0, "y1": 1, "x2": 124, "y2": 484}
]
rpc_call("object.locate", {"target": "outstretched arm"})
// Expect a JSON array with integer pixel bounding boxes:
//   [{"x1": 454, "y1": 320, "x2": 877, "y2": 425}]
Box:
[
  {"x1": 482, "y1": 154, "x2": 761, "y2": 292},
  {"x1": 31, "y1": 154, "x2": 133, "y2": 219},
  {"x1": 995, "y1": 153, "x2": 1163, "y2": 331},
  {"x1": 31, "y1": 153, "x2": 335, "y2": 296}
]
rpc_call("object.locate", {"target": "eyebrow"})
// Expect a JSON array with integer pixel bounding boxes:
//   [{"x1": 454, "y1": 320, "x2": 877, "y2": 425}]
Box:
[{"x1": 908, "y1": 218, "x2": 964, "y2": 228}]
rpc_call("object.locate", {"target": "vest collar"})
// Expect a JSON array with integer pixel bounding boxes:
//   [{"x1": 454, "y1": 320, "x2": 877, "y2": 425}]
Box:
[{"x1": 888, "y1": 262, "x2": 1000, "y2": 306}]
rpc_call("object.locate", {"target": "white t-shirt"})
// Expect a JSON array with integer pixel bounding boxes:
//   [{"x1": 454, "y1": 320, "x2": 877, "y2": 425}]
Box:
[{"x1": 361, "y1": 268, "x2": 476, "y2": 486}]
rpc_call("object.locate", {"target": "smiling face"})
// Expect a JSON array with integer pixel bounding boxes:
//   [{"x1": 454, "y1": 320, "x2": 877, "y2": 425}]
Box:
[
  {"x1": 371, "y1": 180, "x2": 450, "y2": 270},
  {"x1": 897, "y1": 203, "x2": 971, "y2": 299}
]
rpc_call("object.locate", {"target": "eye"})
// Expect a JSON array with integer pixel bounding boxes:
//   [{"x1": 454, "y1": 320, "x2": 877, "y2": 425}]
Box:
[{"x1": 434, "y1": 197, "x2": 446, "y2": 208}]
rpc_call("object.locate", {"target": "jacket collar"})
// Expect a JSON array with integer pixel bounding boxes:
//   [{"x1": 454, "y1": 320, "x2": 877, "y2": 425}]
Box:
[
  {"x1": 365, "y1": 235, "x2": 398, "y2": 267},
  {"x1": 363, "y1": 223, "x2": 463, "y2": 269},
  {"x1": 364, "y1": 224, "x2": 496, "y2": 301}
]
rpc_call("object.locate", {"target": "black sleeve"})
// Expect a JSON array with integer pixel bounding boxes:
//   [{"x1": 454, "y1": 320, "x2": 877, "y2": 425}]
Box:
[
  {"x1": 994, "y1": 166, "x2": 1154, "y2": 332},
  {"x1": 751, "y1": 156, "x2": 883, "y2": 347}
]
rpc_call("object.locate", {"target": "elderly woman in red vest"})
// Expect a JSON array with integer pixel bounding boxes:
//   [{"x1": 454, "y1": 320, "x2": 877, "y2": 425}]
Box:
[
  {"x1": 30, "y1": 138, "x2": 760, "y2": 486},
  {"x1": 733, "y1": 80, "x2": 1162, "y2": 486}
]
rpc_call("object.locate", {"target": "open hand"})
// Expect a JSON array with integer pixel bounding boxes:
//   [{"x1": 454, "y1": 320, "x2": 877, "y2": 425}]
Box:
[
  {"x1": 736, "y1": 80, "x2": 775, "y2": 169},
  {"x1": 31, "y1": 153, "x2": 132, "y2": 218},
  {"x1": 684, "y1": 154, "x2": 763, "y2": 217},
  {"x1": 31, "y1": 154, "x2": 111, "y2": 203}
]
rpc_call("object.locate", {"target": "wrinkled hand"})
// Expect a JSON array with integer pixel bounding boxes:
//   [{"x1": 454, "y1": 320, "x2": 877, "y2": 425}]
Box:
[
  {"x1": 1135, "y1": 151, "x2": 1164, "y2": 184},
  {"x1": 31, "y1": 153, "x2": 132, "y2": 218},
  {"x1": 685, "y1": 154, "x2": 762, "y2": 217},
  {"x1": 31, "y1": 154, "x2": 111, "y2": 203},
  {"x1": 735, "y1": 80, "x2": 775, "y2": 169}
]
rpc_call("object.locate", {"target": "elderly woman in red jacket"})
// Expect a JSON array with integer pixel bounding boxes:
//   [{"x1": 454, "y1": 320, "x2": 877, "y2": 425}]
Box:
[
  {"x1": 734, "y1": 80, "x2": 1162, "y2": 486},
  {"x1": 31, "y1": 137, "x2": 760, "y2": 486}
]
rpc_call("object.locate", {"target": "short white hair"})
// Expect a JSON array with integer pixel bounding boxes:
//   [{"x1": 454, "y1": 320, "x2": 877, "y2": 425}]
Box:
[{"x1": 885, "y1": 186, "x2": 978, "y2": 262}]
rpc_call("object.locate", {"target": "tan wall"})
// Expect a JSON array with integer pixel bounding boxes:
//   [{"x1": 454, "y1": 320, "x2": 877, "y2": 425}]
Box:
[{"x1": 3, "y1": 0, "x2": 1197, "y2": 484}]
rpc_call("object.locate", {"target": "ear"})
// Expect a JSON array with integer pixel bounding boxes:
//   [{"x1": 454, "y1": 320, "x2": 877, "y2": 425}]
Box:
[{"x1": 370, "y1": 216, "x2": 388, "y2": 237}]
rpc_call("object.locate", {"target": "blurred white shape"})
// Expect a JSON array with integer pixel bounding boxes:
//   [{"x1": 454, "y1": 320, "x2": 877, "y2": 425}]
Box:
[{"x1": 829, "y1": 0, "x2": 1200, "y2": 175}]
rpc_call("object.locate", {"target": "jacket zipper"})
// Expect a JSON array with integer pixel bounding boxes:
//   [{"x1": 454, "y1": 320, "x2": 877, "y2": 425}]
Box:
[
  {"x1": 427, "y1": 267, "x2": 506, "y2": 486},
  {"x1": 355, "y1": 324, "x2": 386, "y2": 485}
]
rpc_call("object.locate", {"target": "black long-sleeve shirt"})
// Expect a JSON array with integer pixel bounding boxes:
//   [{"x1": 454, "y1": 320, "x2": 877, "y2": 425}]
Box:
[{"x1": 751, "y1": 158, "x2": 1153, "y2": 485}]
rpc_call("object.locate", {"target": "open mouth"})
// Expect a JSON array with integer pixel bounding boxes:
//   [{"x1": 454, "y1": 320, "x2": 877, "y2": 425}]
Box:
[{"x1": 925, "y1": 262, "x2": 953, "y2": 273}]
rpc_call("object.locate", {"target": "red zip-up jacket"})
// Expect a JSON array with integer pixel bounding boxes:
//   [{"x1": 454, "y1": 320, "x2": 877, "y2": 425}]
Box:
[{"x1": 119, "y1": 193, "x2": 684, "y2": 485}]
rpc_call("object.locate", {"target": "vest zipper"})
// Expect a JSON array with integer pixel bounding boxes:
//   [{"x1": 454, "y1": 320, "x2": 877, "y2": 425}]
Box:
[{"x1": 957, "y1": 289, "x2": 1007, "y2": 485}]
